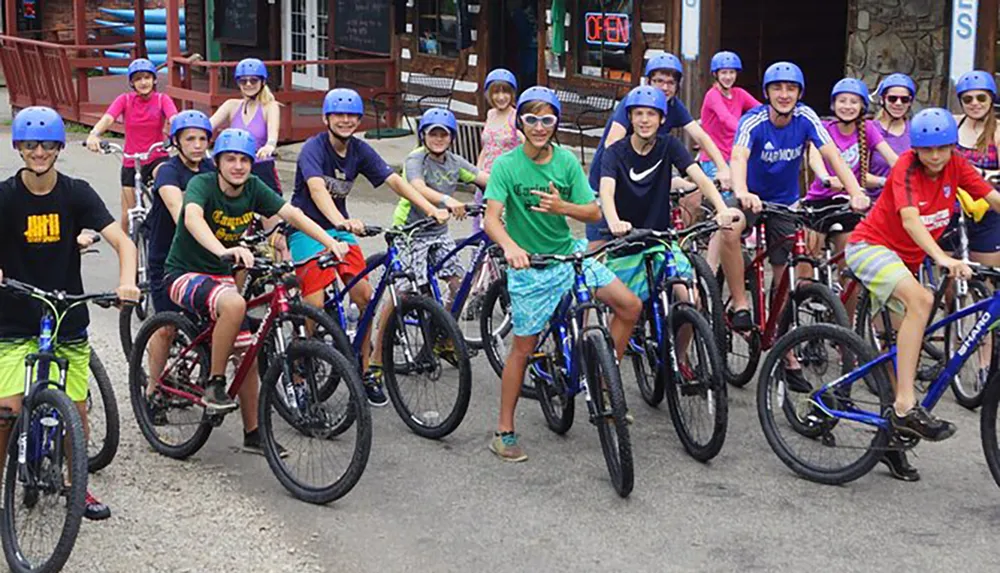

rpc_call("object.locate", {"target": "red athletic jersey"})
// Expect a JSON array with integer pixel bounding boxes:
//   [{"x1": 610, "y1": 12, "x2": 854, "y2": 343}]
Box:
[{"x1": 850, "y1": 150, "x2": 993, "y2": 268}]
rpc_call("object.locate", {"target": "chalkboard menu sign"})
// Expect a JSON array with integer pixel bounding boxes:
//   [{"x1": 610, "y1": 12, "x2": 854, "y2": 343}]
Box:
[
  {"x1": 216, "y1": 0, "x2": 258, "y2": 46},
  {"x1": 335, "y1": 0, "x2": 391, "y2": 54}
]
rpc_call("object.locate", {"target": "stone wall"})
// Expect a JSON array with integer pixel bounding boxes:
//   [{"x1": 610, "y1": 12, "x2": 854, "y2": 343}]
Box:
[{"x1": 845, "y1": 0, "x2": 949, "y2": 108}]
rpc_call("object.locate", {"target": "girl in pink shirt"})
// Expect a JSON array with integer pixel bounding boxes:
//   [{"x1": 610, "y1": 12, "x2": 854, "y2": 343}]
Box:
[
  {"x1": 86, "y1": 58, "x2": 178, "y2": 233},
  {"x1": 698, "y1": 51, "x2": 760, "y2": 178}
]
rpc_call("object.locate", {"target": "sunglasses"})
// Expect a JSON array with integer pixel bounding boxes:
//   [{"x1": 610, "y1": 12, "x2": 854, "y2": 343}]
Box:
[
  {"x1": 238, "y1": 77, "x2": 262, "y2": 86},
  {"x1": 19, "y1": 140, "x2": 61, "y2": 151},
  {"x1": 962, "y1": 93, "x2": 991, "y2": 105},
  {"x1": 885, "y1": 95, "x2": 912, "y2": 104},
  {"x1": 521, "y1": 114, "x2": 558, "y2": 128}
]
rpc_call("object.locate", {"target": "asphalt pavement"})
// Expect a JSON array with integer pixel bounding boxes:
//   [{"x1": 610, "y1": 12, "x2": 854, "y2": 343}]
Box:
[{"x1": 2, "y1": 134, "x2": 999, "y2": 573}]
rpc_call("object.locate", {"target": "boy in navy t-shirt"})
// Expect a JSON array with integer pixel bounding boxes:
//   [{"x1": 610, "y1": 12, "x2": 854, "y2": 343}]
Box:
[
  {"x1": 724, "y1": 61, "x2": 868, "y2": 332},
  {"x1": 288, "y1": 88, "x2": 448, "y2": 407}
]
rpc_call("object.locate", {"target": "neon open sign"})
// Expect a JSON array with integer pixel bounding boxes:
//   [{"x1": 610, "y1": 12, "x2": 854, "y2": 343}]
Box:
[{"x1": 585, "y1": 12, "x2": 630, "y2": 47}]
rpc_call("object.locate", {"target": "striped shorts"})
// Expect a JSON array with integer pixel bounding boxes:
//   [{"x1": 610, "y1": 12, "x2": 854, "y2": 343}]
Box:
[
  {"x1": 166, "y1": 272, "x2": 252, "y2": 347},
  {"x1": 844, "y1": 242, "x2": 910, "y2": 315}
]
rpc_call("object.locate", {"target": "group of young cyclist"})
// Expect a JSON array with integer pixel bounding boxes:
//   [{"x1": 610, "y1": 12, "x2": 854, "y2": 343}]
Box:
[{"x1": 2, "y1": 46, "x2": 1000, "y2": 520}]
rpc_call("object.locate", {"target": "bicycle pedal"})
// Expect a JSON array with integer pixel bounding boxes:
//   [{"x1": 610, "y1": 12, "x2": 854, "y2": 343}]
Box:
[{"x1": 204, "y1": 413, "x2": 227, "y2": 427}]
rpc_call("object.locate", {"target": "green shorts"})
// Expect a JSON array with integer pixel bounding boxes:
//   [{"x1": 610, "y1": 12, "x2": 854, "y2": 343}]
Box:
[
  {"x1": 845, "y1": 242, "x2": 910, "y2": 315},
  {"x1": 0, "y1": 339, "x2": 90, "y2": 402}
]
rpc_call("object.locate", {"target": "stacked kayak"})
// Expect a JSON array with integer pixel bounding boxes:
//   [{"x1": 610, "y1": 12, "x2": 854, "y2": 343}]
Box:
[{"x1": 97, "y1": 8, "x2": 186, "y2": 74}]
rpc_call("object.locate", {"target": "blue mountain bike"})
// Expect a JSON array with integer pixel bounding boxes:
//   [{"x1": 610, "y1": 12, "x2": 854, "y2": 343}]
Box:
[
  {"x1": 756, "y1": 264, "x2": 1000, "y2": 485},
  {"x1": 0, "y1": 279, "x2": 120, "y2": 573}
]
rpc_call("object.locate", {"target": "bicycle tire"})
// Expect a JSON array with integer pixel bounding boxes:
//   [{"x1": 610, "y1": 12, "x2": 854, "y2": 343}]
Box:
[
  {"x1": 1, "y1": 388, "x2": 87, "y2": 573},
  {"x1": 720, "y1": 251, "x2": 761, "y2": 387},
  {"x1": 262, "y1": 303, "x2": 357, "y2": 436},
  {"x1": 86, "y1": 349, "x2": 120, "y2": 473},
  {"x1": 259, "y1": 340, "x2": 372, "y2": 504},
  {"x1": 535, "y1": 338, "x2": 575, "y2": 434},
  {"x1": 381, "y1": 296, "x2": 473, "y2": 439},
  {"x1": 756, "y1": 324, "x2": 893, "y2": 485},
  {"x1": 688, "y1": 252, "x2": 725, "y2": 360},
  {"x1": 948, "y1": 279, "x2": 995, "y2": 410},
  {"x1": 630, "y1": 307, "x2": 664, "y2": 407},
  {"x1": 778, "y1": 282, "x2": 850, "y2": 333},
  {"x1": 586, "y1": 332, "x2": 634, "y2": 497},
  {"x1": 978, "y1": 368, "x2": 1000, "y2": 488},
  {"x1": 451, "y1": 256, "x2": 498, "y2": 350},
  {"x1": 479, "y1": 277, "x2": 537, "y2": 399},
  {"x1": 665, "y1": 304, "x2": 728, "y2": 462},
  {"x1": 133, "y1": 227, "x2": 151, "y2": 322},
  {"x1": 119, "y1": 303, "x2": 137, "y2": 360},
  {"x1": 128, "y1": 312, "x2": 213, "y2": 459}
]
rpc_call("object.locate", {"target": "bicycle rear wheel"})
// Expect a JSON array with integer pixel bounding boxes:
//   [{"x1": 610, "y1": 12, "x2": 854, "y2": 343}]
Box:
[
  {"x1": 586, "y1": 332, "x2": 633, "y2": 498},
  {"x1": 688, "y1": 252, "x2": 725, "y2": 360},
  {"x1": 259, "y1": 340, "x2": 372, "y2": 504},
  {"x1": 133, "y1": 226, "x2": 151, "y2": 322},
  {"x1": 381, "y1": 296, "x2": 472, "y2": 439},
  {"x1": 626, "y1": 307, "x2": 663, "y2": 407},
  {"x1": 719, "y1": 252, "x2": 761, "y2": 387},
  {"x1": 1, "y1": 388, "x2": 87, "y2": 573},
  {"x1": 534, "y1": 335, "x2": 575, "y2": 434},
  {"x1": 757, "y1": 324, "x2": 892, "y2": 485},
  {"x1": 86, "y1": 349, "x2": 120, "y2": 473},
  {"x1": 665, "y1": 304, "x2": 728, "y2": 462},
  {"x1": 978, "y1": 368, "x2": 1000, "y2": 488},
  {"x1": 479, "y1": 277, "x2": 537, "y2": 399}
]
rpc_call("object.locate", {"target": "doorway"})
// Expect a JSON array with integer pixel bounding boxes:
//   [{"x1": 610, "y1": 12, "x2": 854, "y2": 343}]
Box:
[
  {"x1": 282, "y1": 0, "x2": 330, "y2": 89},
  {"x1": 719, "y1": 0, "x2": 848, "y2": 112},
  {"x1": 487, "y1": 0, "x2": 538, "y2": 91}
]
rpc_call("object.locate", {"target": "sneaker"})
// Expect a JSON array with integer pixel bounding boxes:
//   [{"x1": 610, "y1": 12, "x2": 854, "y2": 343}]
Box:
[
  {"x1": 363, "y1": 369, "x2": 389, "y2": 407},
  {"x1": 729, "y1": 308, "x2": 753, "y2": 332},
  {"x1": 84, "y1": 491, "x2": 111, "y2": 521},
  {"x1": 889, "y1": 405, "x2": 957, "y2": 442},
  {"x1": 783, "y1": 368, "x2": 813, "y2": 393},
  {"x1": 879, "y1": 440, "x2": 920, "y2": 482},
  {"x1": 147, "y1": 393, "x2": 169, "y2": 426},
  {"x1": 201, "y1": 377, "x2": 238, "y2": 413},
  {"x1": 489, "y1": 432, "x2": 527, "y2": 462},
  {"x1": 243, "y1": 429, "x2": 289, "y2": 458}
]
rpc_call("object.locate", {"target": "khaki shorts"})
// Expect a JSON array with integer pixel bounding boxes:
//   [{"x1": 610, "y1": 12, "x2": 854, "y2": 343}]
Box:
[{"x1": 0, "y1": 339, "x2": 90, "y2": 402}]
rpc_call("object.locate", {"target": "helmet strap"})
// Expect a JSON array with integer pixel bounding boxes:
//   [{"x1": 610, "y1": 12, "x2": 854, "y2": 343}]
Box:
[{"x1": 327, "y1": 125, "x2": 353, "y2": 146}]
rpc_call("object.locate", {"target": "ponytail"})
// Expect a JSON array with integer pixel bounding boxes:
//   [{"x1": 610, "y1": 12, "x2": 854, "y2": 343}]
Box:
[
  {"x1": 857, "y1": 117, "x2": 868, "y2": 189},
  {"x1": 975, "y1": 111, "x2": 997, "y2": 154}
]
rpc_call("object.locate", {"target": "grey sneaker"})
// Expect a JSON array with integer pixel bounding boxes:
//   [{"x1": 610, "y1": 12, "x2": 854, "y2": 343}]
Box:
[
  {"x1": 889, "y1": 405, "x2": 956, "y2": 442},
  {"x1": 489, "y1": 432, "x2": 527, "y2": 462},
  {"x1": 202, "y1": 377, "x2": 238, "y2": 413}
]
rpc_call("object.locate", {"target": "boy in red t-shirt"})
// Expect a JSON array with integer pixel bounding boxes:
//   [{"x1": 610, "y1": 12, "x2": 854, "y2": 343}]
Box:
[{"x1": 848, "y1": 108, "x2": 1000, "y2": 452}]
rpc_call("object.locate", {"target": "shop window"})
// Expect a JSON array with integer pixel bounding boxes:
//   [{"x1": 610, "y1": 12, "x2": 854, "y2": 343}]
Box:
[
  {"x1": 418, "y1": 0, "x2": 460, "y2": 58},
  {"x1": 576, "y1": 0, "x2": 633, "y2": 83}
]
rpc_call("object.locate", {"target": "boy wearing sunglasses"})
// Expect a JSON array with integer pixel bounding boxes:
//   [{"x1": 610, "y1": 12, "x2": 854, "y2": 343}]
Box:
[
  {"x1": 1, "y1": 107, "x2": 142, "y2": 521},
  {"x1": 483, "y1": 87, "x2": 641, "y2": 462}
]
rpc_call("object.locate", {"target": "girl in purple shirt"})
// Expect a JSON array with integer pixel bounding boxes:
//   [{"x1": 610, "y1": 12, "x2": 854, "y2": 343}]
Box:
[{"x1": 871, "y1": 74, "x2": 915, "y2": 193}]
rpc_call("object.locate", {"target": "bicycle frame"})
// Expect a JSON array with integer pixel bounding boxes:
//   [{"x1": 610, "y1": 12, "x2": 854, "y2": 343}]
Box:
[
  {"x1": 152, "y1": 278, "x2": 295, "y2": 404},
  {"x1": 425, "y1": 230, "x2": 496, "y2": 319},
  {"x1": 811, "y1": 286, "x2": 1000, "y2": 429},
  {"x1": 748, "y1": 217, "x2": 814, "y2": 349}
]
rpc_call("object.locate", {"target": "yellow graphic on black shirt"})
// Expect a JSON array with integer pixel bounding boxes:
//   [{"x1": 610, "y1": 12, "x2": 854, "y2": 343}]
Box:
[
  {"x1": 24, "y1": 213, "x2": 61, "y2": 244},
  {"x1": 211, "y1": 209, "x2": 254, "y2": 243}
]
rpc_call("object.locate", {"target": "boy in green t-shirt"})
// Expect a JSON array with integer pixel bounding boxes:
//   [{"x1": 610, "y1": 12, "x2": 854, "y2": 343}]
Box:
[
  {"x1": 483, "y1": 88, "x2": 641, "y2": 462},
  {"x1": 163, "y1": 129, "x2": 349, "y2": 451}
]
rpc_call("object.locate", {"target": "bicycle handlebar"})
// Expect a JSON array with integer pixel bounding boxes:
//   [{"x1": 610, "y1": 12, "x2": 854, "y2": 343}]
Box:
[
  {"x1": 0, "y1": 279, "x2": 121, "y2": 309},
  {"x1": 87, "y1": 139, "x2": 170, "y2": 161}
]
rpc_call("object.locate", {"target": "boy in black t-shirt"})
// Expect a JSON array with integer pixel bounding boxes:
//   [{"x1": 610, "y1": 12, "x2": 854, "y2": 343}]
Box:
[{"x1": 0, "y1": 106, "x2": 141, "y2": 521}]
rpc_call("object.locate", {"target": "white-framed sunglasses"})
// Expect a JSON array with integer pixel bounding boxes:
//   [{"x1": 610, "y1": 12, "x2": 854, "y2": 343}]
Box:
[{"x1": 521, "y1": 114, "x2": 558, "y2": 128}]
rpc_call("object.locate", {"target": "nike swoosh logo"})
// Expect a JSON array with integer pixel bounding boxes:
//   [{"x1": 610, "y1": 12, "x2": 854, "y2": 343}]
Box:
[
  {"x1": 629, "y1": 160, "x2": 663, "y2": 182},
  {"x1": 918, "y1": 201, "x2": 928, "y2": 207}
]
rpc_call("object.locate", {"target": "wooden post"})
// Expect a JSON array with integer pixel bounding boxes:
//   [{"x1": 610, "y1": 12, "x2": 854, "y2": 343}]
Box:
[
  {"x1": 631, "y1": 0, "x2": 643, "y2": 86},
  {"x1": 165, "y1": 0, "x2": 181, "y2": 87},
  {"x1": 5, "y1": 0, "x2": 16, "y2": 36},
  {"x1": 977, "y1": 0, "x2": 998, "y2": 73},
  {"x1": 74, "y1": 0, "x2": 88, "y2": 106},
  {"x1": 134, "y1": 0, "x2": 148, "y2": 59},
  {"x1": 536, "y1": 0, "x2": 547, "y2": 85}
]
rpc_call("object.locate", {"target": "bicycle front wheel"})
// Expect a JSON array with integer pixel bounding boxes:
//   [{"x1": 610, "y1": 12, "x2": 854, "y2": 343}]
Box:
[
  {"x1": 86, "y1": 349, "x2": 120, "y2": 473},
  {"x1": 382, "y1": 296, "x2": 473, "y2": 439},
  {"x1": 586, "y1": 332, "x2": 633, "y2": 498},
  {"x1": 948, "y1": 279, "x2": 995, "y2": 410},
  {"x1": 259, "y1": 340, "x2": 372, "y2": 504},
  {"x1": 133, "y1": 226, "x2": 151, "y2": 322},
  {"x1": 1, "y1": 388, "x2": 88, "y2": 573}
]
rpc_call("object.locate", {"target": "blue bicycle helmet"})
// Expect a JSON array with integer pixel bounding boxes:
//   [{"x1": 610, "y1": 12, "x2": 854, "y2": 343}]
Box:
[
  {"x1": 234, "y1": 58, "x2": 268, "y2": 82},
  {"x1": 11, "y1": 106, "x2": 65, "y2": 147},
  {"x1": 910, "y1": 108, "x2": 959, "y2": 148},
  {"x1": 644, "y1": 53, "x2": 683, "y2": 79},
  {"x1": 830, "y1": 78, "x2": 871, "y2": 112},
  {"x1": 418, "y1": 108, "x2": 458, "y2": 139},
  {"x1": 623, "y1": 86, "x2": 667, "y2": 116},
  {"x1": 877, "y1": 73, "x2": 916, "y2": 98},
  {"x1": 516, "y1": 86, "x2": 561, "y2": 118},
  {"x1": 322, "y1": 88, "x2": 364, "y2": 116},
  {"x1": 484, "y1": 68, "x2": 518, "y2": 92},
  {"x1": 710, "y1": 51, "x2": 742, "y2": 73},
  {"x1": 956, "y1": 70, "x2": 998, "y2": 100},
  {"x1": 127, "y1": 58, "x2": 158, "y2": 82},
  {"x1": 170, "y1": 110, "x2": 213, "y2": 139},
  {"x1": 762, "y1": 61, "x2": 805, "y2": 98},
  {"x1": 212, "y1": 128, "x2": 257, "y2": 160}
]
